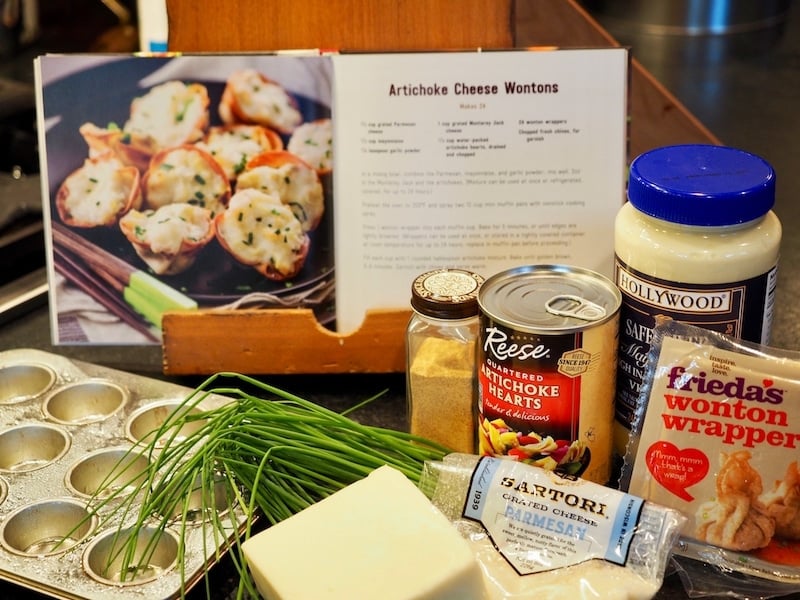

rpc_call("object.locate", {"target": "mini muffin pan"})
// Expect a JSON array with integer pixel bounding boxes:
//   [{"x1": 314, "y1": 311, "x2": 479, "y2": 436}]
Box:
[{"x1": 0, "y1": 348, "x2": 240, "y2": 599}]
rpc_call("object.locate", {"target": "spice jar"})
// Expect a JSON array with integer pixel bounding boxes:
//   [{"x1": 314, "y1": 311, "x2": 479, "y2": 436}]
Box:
[
  {"x1": 613, "y1": 144, "x2": 782, "y2": 462},
  {"x1": 406, "y1": 268, "x2": 484, "y2": 454}
]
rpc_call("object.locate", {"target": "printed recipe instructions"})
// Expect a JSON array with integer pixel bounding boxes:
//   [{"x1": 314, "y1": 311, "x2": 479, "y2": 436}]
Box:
[{"x1": 332, "y1": 48, "x2": 628, "y2": 334}]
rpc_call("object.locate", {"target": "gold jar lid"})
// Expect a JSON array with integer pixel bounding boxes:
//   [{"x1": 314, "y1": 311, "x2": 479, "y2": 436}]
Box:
[{"x1": 410, "y1": 268, "x2": 484, "y2": 319}]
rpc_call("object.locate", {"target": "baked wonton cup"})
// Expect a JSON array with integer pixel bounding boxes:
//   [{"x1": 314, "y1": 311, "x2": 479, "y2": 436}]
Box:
[
  {"x1": 236, "y1": 150, "x2": 325, "y2": 232},
  {"x1": 287, "y1": 118, "x2": 333, "y2": 175},
  {"x1": 218, "y1": 69, "x2": 303, "y2": 134},
  {"x1": 119, "y1": 203, "x2": 215, "y2": 276},
  {"x1": 56, "y1": 156, "x2": 142, "y2": 228},
  {"x1": 79, "y1": 122, "x2": 157, "y2": 173},
  {"x1": 79, "y1": 81, "x2": 210, "y2": 172},
  {"x1": 198, "y1": 124, "x2": 284, "y2": 181},
  {"x1": 215, "y1": 188, "x2": 310, "y2": 281},
  {"x1": 142, "y1": 145, "x2": 231, "y2": 218}
]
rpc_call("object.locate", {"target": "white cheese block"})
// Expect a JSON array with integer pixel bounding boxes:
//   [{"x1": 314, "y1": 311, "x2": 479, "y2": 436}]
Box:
[{"x1": 241, "y1": 465, "x2": 487, "y2": 600}]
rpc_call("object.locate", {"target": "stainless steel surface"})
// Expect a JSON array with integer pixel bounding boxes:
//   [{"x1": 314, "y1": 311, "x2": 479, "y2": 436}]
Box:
[
  {"x1": 589, "y1": 0, "x2": 792, "y2": 36},
  {"x1": 0, "y1": 268, "x2": 47, "y2": 326}
]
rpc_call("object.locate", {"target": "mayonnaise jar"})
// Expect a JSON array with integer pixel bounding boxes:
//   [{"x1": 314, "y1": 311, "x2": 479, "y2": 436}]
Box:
[{"x1": 612, "y1": 144, "x2": 782, "y2": 465}]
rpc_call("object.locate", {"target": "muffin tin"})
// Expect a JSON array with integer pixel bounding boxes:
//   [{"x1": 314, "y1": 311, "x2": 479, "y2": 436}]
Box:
[{"x1": 0, "y1": 348, "x2": 240, "y2": 599}]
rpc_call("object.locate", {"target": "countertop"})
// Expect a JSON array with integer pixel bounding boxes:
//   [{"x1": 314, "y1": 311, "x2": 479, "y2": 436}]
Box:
[{"x1": 1, "y1": 1, "x2": 799, "y2": 598}]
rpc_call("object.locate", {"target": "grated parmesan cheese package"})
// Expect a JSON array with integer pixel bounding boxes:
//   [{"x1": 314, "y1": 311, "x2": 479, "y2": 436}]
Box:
[
  {"x1": 620, "y1": 320, "x2": 800, "y2": 598},
  {"x1": 420, "y1": 453, "x2": 684, "y2": 600}
]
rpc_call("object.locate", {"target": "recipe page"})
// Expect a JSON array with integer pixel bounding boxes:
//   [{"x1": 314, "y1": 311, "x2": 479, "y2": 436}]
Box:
[{"x1": 331, "y1": 48, "x2": 628, "y2": 334}]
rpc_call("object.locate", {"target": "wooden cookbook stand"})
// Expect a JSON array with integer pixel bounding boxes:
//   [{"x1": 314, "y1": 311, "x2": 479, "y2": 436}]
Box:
[{"x1": 160, "y1": 0, "x2": 719, "y2": 375}]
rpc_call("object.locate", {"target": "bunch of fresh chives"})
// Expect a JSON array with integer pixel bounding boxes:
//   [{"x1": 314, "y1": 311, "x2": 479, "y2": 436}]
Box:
[{"x1": 87, "y1": 372, "x2": 452, "y2": 599}]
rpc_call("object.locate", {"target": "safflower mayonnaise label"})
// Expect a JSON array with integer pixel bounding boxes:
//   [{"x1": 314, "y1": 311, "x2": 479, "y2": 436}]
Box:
[{"x1": 627, "y1": 331, "x2": 800, "y2": 568}]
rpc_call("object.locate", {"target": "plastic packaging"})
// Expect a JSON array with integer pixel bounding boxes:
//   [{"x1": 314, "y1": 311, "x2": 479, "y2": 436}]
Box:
[
  {"x1": 621, "y1": 320, "x2": 800, "y2": 598},
  {"x1": 420, "y1": 453, "x2": 685, "y2": 600},
  {"x1": 613, "y1": 144, "x2": 782, "y2": 465},
  {"x1": 406, "y1": 268, "x2": 483, "y2": 454}
]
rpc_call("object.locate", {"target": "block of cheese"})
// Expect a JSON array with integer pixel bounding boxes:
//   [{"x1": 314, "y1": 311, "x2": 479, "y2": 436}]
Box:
[{"x1": 241, "y1": 465, "x2": 487, "y2": 600}]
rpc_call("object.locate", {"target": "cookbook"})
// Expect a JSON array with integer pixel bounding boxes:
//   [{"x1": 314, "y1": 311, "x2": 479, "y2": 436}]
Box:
[{"x1": 34, "y1": 48, "x2": 628, "y2": 345}]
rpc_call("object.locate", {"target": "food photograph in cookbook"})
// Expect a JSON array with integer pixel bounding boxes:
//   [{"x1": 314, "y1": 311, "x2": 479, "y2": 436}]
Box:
[{"x1": 35, "y1": 54, "x2": 335, "y2": 344}]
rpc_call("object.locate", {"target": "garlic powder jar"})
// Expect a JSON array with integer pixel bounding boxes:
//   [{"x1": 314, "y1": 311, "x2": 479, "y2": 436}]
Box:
[
  {"x1": 613, "y1": 144, "x2": 781, "y2": 462},
  {"x1": 406, "y1": 268, "x2": 484, "y2": 454}
]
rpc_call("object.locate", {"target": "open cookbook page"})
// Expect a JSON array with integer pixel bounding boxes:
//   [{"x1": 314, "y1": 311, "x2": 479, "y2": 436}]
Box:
[
  {"x1": 331, "y1": 48, "x2": 628, "y2": 335},
  {"x1": 35, "y1": 54, "x2": 334, "y2": 345},
  {"x1": 35, "y1": 49, "x2": 627, "y2": 344}
]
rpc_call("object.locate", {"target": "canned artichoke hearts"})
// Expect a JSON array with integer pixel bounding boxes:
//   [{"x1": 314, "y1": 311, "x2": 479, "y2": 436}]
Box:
[{"x1": 477, "y1": 265, "x2": 621, "y2": 484}]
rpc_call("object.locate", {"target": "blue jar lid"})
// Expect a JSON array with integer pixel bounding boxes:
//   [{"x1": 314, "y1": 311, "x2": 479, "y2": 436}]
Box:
[{"x1": 628, "y1": 144, "x2": 776, "y2": 226}]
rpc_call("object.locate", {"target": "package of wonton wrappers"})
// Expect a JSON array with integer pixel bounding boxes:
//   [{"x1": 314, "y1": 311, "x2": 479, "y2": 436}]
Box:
[{"x1": 620, "y1": 320, "x2": 800, "y2": 599}]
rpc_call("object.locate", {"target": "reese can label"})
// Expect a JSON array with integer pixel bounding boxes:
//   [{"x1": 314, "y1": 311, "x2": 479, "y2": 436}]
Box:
[{"x1": 477, "y1": 265, "x2": 621, "y2": 484}]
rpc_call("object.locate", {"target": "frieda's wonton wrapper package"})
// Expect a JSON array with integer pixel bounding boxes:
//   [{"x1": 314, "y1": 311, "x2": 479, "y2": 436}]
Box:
[{"x1": 621, "y1": 320, "x2": 800, "y2": 593}]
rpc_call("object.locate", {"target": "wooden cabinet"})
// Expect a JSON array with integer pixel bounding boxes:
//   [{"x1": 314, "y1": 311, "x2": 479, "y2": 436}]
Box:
[{"x1": 166, "y1": 0, "x2": 515, "y2": 52}]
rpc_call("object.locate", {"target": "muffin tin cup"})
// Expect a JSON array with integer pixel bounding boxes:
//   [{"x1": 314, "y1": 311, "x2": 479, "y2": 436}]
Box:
[
  {"x1": 126, "y1": 400, "x2": 206, "y2": 448},
  {"x1": 43, "y1": 379, "x2": 129, "y2": 425},
  {"x1": 0, "y1": 363, "x2": 56, "y2": 405},
  {"x1": 0, "y1": 348, "x2": 242, "y2": 600},
  {"x1": 0, "y1": 423, "x2": 71, "y2": 473},
  {"x1": 83, "y1": 525, "x2": 180, "y2": 586},
  {"x1": 65, "y1": 447, "x2": 150, "y2": 501},
  {"x1": 0, "y1": 498, "x2": 97, "y2": 557},
  {"x1": 157, "y1": 473, "x2": 236, "y2": 526}
]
